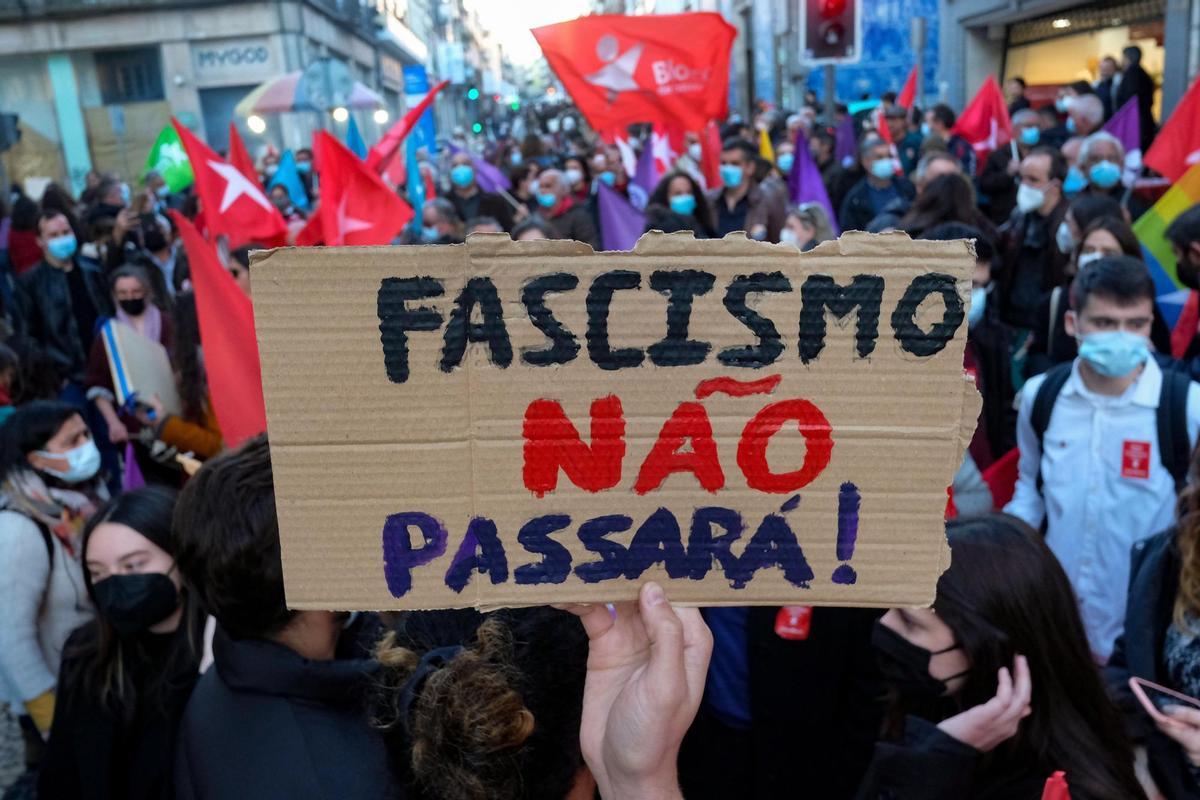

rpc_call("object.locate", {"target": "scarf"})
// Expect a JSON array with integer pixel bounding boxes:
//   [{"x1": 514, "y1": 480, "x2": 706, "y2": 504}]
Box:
[
  {"x1": 0, "y1": 469, "x2": 108, "y2": 557},
  {"x1": 117, "y1": 301, "x2": 163, "y2": 345}
]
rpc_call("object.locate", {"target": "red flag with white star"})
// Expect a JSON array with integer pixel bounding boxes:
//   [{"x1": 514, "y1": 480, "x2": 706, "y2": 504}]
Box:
[
  {"x1": 171, "y1": 118, "x2": 286, "y2": 248},
  {"x1": 314, "y1": 131, "x2": 413, "y2": 247}
]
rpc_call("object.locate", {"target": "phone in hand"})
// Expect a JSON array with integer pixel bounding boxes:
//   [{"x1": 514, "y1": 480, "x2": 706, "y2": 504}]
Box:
[{"x1": 1129, "y1": 677, "x2": 1200, "y2": 723}]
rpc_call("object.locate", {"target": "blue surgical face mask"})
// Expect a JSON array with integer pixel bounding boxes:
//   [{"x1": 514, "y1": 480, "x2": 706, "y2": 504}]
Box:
[
  {"x1": 1088, "y1": 160, "x2": 1122, "y2": 189},
  {"x1": 421, "y1": 225, "x2": 441, "y2": 242},
  {"x1": 1077, "y1": 330, "x2": 1150, "y2": 377},
  {"x1": 537, "y1": 192, "x2": 558, "y2": 208},
  {"x1": 920, "y1": 122, "x2": 931, "y2": 138},
  {"x1": 719, "y1": 164, "x2": 744, "y2": 189},
  {"x1": 1065, "y1": 117, "x2": 1077, "y2": 134},
  {"x1": 870, "y1": 159, "x2": 896, "y2": 180},
  {"x1": 598, "y1": 171, "x2": 616, "y2": 186},
  {"x1": 155, "y1": 184, "x2": 170, "y2": 198},
  {"x1": 669, "y1": 194, "x2": 697, "y2": 216},
  {"x1": 46, "y1": 233, "x2": 77, "y2": 262},
  {"x1": 1019, "y1": 126, "x2": 1041, "y2": 146},
  {"x1": 510, "y1": 151, "x2": 523, "y2": 166},
  {"x1": 968, "y1": 286, "x2": 987, "y2": 327},
  {"x1": 296, "y1": 161, "x2": 312, "y2": 174},
  {"x1": 36, "y1": 439, "x2": 101, "y2": 484},
  {"x1": 119, "y1": 183, "x2": 131, "y2": 206},
  {"x1": 777, "y1": 152, "x2": 795, "y2": 173},
  {"x1": 450, "y1": 164, "x2": 475, "y2": 188},
  {"x1": 1064, "y1": 166, "x2": 1087, "y2": 196}
]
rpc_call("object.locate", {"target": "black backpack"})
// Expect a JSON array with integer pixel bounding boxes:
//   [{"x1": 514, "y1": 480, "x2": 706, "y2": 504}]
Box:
[{"x1": 1031, "y1": 361, "x2": 1193, "y2": 492}]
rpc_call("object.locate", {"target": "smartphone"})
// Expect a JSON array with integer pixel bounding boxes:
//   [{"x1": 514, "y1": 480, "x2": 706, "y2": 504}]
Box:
[{"x1": 1129, "y1": 677, "x2": 1200, "y2": 723}]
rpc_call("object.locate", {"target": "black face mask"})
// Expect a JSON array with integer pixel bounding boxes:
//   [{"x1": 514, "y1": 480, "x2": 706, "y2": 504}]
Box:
[
  {"x1": 92, "y1": 570, "x2": 179, "y2": 636},
  {"x1": 871, "y1": 620, "x2": 967, "y2": 701},
  {"x1": 118, "y1": 297, "x2": 147, "y2": 316}
]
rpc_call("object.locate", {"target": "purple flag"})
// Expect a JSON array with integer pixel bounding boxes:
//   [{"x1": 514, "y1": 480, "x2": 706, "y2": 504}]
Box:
[
  {"x1": 597, "y1": 182, "x2": 645, "y2": 251},
  {"x1": 122, "y1": 441, "x2": 145, "y2": 492},
  {"x1": 835, "y1": 117, "x2": 857, "y2": 170},
  {"x1": 633, "y1": 136, "x2": 662, "y2": 201},
  {"x1": 1103, "y1": 97, "x2": 1143, "y2": 187},
  {"x1": 788, "y1": 128, "x2": 841, "y2": 236},
  {"x1": 449, "y1": 143, "x2": 512, "y2": 194}
]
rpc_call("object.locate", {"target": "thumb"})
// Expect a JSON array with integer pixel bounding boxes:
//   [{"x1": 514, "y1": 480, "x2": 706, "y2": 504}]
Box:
[{"x1": 638, "y1": 582, "x2": 686, "y2": 696}]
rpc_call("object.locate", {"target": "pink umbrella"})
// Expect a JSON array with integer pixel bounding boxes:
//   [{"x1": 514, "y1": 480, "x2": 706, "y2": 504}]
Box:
[{"x1": 235, "y1": 71, "x2": 384, "y2": 116}]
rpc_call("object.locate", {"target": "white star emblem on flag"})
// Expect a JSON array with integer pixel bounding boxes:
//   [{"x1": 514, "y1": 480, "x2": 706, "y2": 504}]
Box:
[
  {"x1": 337, "y1": 191, "x2": 374, "y2": 243},
  {"x1": 207, "y1": 160, "x2": 273, "y2": 214}
]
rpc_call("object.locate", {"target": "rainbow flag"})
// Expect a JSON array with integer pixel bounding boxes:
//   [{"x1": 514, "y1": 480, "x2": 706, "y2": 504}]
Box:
[{"x1": 1133, "y1": 161, "x2": 1200, "y2": 328}]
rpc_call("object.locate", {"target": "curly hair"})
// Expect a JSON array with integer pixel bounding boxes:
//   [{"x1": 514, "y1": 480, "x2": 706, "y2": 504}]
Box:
[
  {"x1": 372, "y1": 608, "x2": 587, "y2": 800},
  {"x1": 1176, "y1": 476, "x2": 1200, "y2": 631}
]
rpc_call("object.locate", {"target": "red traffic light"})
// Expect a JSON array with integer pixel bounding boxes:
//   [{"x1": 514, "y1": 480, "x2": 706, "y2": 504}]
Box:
[{"x1": 818, "y1": 0, "x2": 846, "y2": 16}]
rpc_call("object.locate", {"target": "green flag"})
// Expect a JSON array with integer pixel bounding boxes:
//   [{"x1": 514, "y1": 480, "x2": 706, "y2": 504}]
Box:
[{"x1": 145, "y1": 125, "x2": 193, "y2": 192}]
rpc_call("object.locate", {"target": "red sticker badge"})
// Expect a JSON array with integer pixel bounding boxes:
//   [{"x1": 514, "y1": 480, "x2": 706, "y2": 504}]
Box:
[{"x1": 1122, "y1": 440, "x2": 1152, "y2": 480}]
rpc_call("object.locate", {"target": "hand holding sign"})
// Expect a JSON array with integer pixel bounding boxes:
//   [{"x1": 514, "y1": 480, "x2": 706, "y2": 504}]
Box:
[{"x1": 563, "y1": 582, "x2": 709, "y2": 800}]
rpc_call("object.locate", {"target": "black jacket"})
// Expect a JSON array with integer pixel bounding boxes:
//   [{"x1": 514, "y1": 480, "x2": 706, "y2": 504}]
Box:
[
  {"x1": 445, "y1": 188, "x2": 515, "y2": 232},
  {"x1": 998, "y1": 201, "x2": 1070, "y2": 329},
  {"x1": 979, "y1": 146, "x2": 1022, "y2": 225},
  {"x1": 679, "y1": 607, "x2": 886, "y2": 799},
  {"x1": 174, "y1": 626, "x2": 400, "y2": 800},
  {"x1": 1106, "y1": 529, "x2": 1200, "y2": 799},
  {"x1": 856, "y1": 716, "x2": 1049, "y2": 799},
  {"x1": 1116, "y1": 64, "x2": 1160, "y2": 152},
  {"x1": 839, "y1": 177, "x2": 916, "y2": 234},
  {"x1": 16, "y1": 256, "x2": 112, "y2": 384},
  {"x1": 38, "y1": 622, "x2": 198, "y2": 800}
]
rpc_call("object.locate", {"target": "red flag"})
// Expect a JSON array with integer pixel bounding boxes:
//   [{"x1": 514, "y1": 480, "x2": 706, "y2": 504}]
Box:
[
  {"x1": 1147, "y1": 76, "x2": 1200, "y2": 182},
  {"x1": 897, "y1": 66, "x2": 918, "y2": 110},
  {"x1": 532, "y1": 13, "x2": 736, "y2": 133},
  {"x1": 294, "y1": 210, "x2": 323, "y2": 247},
  {"x1": 170, "y1": 118, "x2": 286, "y2": 248},
  {"x1": 701, "y1": 120, "x2": 722, "y2": 191},
  {"x1": 1173, "y1": 290, "x2": 1200, "y2": 358},
  {"x1": 314, "y1": 131, "x2": 413, "y2": 246},
  {"x1": 1040, "y1": 771, "x2": 1070, "y2": 800},
  {"x1": 168, "y1": 210, "x2": 266, "y2": 449},
  {"x1": 982, "y1": 447, "x2": 1021, "y2": 510},
  {"x1": 227, "y1": 123, "x2": 258, "y2": 185},
  {"x1": 951, "y1": 77, "x2": 1012, "y2": 163},
  {"x1": 366, "y1": 79, "x2": 449, "y2": 173}
]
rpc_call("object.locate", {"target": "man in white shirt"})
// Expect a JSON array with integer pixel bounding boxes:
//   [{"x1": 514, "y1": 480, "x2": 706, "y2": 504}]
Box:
[{"x1": 1006, "y1": 256, "x2": 1200, "y2": 662}]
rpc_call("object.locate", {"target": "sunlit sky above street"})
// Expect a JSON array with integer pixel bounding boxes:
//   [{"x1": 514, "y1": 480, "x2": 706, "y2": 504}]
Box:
[{"x1": 464, "y1": 0, "x2": 592, "y2": 65}]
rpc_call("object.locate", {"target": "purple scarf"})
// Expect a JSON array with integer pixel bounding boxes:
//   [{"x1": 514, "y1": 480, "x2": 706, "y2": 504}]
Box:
[{"x1": 117, "y1": 301, "x2": 163, "y2": 344}]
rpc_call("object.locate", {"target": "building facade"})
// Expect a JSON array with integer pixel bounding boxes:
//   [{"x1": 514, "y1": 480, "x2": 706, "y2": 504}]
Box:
[{"x1": 0, "y1": 0, "x2": 441, "y2": 194}]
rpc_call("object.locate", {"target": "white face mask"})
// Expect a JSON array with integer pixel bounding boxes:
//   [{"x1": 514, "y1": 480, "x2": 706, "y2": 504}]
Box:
[
  {"x1": 1016, "y1": 183, "x2": 1046, "y2": 214},
  {"x1": 564, "y1": 168, "x2": 584, "y2": 187},
  {"x1": 779, "y1": 228, "x2": 799, "y2": 247},
  {"x1": 1076, "y1": 251, "x2": 1105, "y2": 271},
  {"x1": 36, "y1": 440, "x2": 101, "y2": 484},
  {"x1": 688, "y1": 143, "x2": 703, "y2": 161},
  {"x1": 1055, "y1": 221, "x2": 1075, "y2": 254}
]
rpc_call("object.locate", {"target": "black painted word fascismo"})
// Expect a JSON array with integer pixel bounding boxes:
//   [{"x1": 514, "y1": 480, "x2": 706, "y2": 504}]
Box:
[{"x1": 377, "y1": 269, "x2": 964, "y2": 383}]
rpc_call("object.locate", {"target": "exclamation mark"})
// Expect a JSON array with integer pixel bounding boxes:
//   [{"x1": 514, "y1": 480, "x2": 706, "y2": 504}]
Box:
[{"x1": 832, "y1": 482, "x2": 860, "y2": 584}]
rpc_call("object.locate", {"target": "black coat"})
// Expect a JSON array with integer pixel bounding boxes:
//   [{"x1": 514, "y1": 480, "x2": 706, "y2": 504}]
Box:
[
  {"x1": 979, "y1": 146, "x2": 1021, "y2": 225},
  {"x1": 16, "y1": 256, "x2": 112, "y2": 384},
  {"x1": 839, "y1": 177, "x2": 916, "y2": 234},
  {"x1": 445, "y1": 188, "x2": 515, "y2": 232},
  {"x1": 1116, "y1": 64, "x2": 1160, "y2": 152},
  {"x1": 174, "y1": 626, "x2": 400, "y2": 800},
  {"x1": 1106, "y1": 529, "x2": 1200, "y2": 799},
  {"x1": 998, "y1": 201, "x2": 1070, "y2": 329},
  {"x1": 679, "y1": 607, "x2": 886, "y2": 799},
  {"x1": 38, "y1": 623, "x2": 198, "y2": 800}
]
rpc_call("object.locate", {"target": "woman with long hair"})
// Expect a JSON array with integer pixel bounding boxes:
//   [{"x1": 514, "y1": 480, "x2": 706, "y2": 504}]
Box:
[
  {"x1": 572, "y1": 516, "x2": 1145, "y2": 800},
  {"x1": 898, "y1": 173, "x2": 997, "y2": 240},
  {"x1": 1109, "y1": 448, "x2": 1200, "y2": 798},
  {"x1": 38, "y1": 486, "x2": 203, "y2": 799},
  {"x1": 646, "y1": 171, "x2": 717, "y2": 238},
  {"x1": 0, "y1": 403, "x2": 106, "y2": 769}
]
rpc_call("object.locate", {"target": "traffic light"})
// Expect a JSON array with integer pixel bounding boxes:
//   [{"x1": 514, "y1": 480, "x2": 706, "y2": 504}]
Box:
[
  {"x1": 803, "y1": 0, "x2": 860, "y2": 63},
  {"x1": 467, "y1": 87, "x2": 480, "y2": 101},
  {"x1": 472, "y1": 122, "x2": 483, "y2": 134},
  {"x1": 510, "y1": 100, "x2": 520, "y2": 111}
]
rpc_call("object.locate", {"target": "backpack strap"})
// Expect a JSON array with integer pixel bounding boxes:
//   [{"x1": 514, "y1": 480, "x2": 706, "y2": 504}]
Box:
[
  {"x1": 1031, "y1": 363, "x2": 1074, "y2": 492},
  {"x1": 1157, "y1": 367, "x2": 1194, "y2": 492}
]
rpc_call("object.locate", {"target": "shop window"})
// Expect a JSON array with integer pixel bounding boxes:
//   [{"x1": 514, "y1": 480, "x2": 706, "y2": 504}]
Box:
[{"x1": 95, "y1": 48, "x2": 164, "y2": 104}]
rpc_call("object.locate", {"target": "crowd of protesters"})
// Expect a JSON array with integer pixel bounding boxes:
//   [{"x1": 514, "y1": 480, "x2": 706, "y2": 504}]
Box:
[{"x1": 4, "y1": 39, "x2": 1200, "y2": 800}]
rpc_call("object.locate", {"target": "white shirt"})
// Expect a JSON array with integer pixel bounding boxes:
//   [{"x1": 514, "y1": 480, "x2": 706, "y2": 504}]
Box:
[{"x1": 1005, "y1": 358, "x2": 1200, "y2": 660}]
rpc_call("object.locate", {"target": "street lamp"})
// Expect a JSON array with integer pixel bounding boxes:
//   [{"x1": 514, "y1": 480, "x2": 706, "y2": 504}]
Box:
[
  {"x1": 247, "y1": 115, "x2": 267, "y2": 134},
  {"x1": 332, "y1": 106, "x2": 349, "y2": 123},
  {"x1": 374, "y1": 108, "x2": 390, "y2": 124}
]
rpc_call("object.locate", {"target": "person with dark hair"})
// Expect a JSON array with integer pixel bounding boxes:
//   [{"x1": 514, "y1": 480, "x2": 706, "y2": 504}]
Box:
[
  {"x1": 84, "y1": 265, "x2": 173, "y2": 449},
  {"x1": 884, "y1": 105, "x2": 923, "y2": 175},
  {"x1": 38, "y1": 486, "x2": 203, "y2": 800},
  {"x1": 171, "y1": 435, "x2": 398, "y2": 800},
  {"x1": 133, "y1": 291, "x2": 221, "y2": 461},
  {"x1": 1109, "y1": 443, "x2": 1200, "y2": 797},
  {"x1": 512, "y1": 217, "x2": 557, "y2": 241},
  {"x1": 1006, "y1": 256, "x2": 1200, "y2": 662},
  {"x1": 840, "y1": 136, "x2": 915, "y2": 233},
  {"x1": 1116, "y1": 44, "x2": 1159, "y2": 151},
  {"x1": 444, "y1": 150, "x2": 515, "y2": 233},
  {"x1": 8, "y1": 196, "x2": 44, "y2": 275},
  {"x1": 1026, "y1": 215, "x2": 1169, "y2": 379},
  {"x1": 647, "y1": 171, "x2": 716, "y2": 238},
  {"x1": 562, "y1": 154, "x2": 591, "y2": 204},
  {"x1": 0, "y1": 402, "x2": 106, "y2": 770},
  {"x1": 1005, "y1": 76, "x2": 1030, "y2": 116},
  {"x1": 465, "y1": 216, "x2": 504, "y2": 235},
  {"x1": 1165, "y1": 204, "x2": 1200, "y2": 380},
  {"x1": 371, "y1": 607, "x2": 589, "y2": 800},
  {"x1": 708, "y1": 137, "x2": 785, "y2": 241},
  {"x1": 40, "y1": 183, "x2": 84, "y2": 244},
  {"x1": 420, "y1": 197, "x2": 465, "y2": 246},
  {"x1": 923, "y1": 104, "x2": 977, "y2": 175},
  {"x1": 1053, "y1": 194, "x2": 1123, "y2": 257},
  {"x1": 781, "y1": 202, "x2": 836, "y2": 250},
  {"x1": 979, "y1": 109, "x2": 1043, "y2": 224},
  {"x1": 810, "y1": 128, "x2": 850, "y2": 210},
  {"x1": 897, "y1": 173, "x2": 995, "y2": 239},
  {"x1": 508, "y1": 161, "x2": 541, "y2": 219},
  {"x1": 226, "y1": 244, "x2": 257, "y2": 296},
  {"x1": 997, "y1": 146, "x2": 1070, "y2": 329},
  {"x1": 1095, "y1": 56, "x2": 1120, "y2": 120},
  {"x1": 17, "y1": 210, "x2": 112, "y2": 394}
]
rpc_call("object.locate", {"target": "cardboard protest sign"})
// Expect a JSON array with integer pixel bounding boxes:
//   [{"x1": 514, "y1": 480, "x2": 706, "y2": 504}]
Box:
[
  {"x1": 252, "y1": 231, "x2": 979, "y2": 610},
  {"x1": 101, "y1": 320, "x2": 183, "y2": 417}
]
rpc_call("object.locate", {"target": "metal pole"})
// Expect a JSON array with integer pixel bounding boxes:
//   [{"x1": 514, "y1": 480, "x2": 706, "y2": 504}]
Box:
[
  {"x1": 911, "y1": 19, "x2": 927, "y2": 109},
  {"x1": 823, "y1": 64, "x2": 836, "y2": 123}
]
